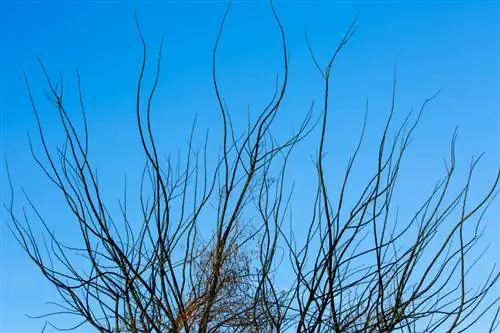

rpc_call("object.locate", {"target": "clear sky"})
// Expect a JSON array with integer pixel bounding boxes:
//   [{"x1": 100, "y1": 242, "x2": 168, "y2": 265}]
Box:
[{"x1": 1, "y1": 1, "x2": 499, "y2": 333}]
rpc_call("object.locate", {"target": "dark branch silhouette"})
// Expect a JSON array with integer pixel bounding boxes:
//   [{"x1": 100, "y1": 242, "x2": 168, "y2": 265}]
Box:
[{"x1": 6, "y1": 3, "x2": 499, "y2": 333}]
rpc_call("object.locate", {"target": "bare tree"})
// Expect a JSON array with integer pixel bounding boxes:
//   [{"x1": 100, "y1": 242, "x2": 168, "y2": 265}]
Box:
[{"x1": 6, "y1": 3, "x2": 499, "y2": 333}]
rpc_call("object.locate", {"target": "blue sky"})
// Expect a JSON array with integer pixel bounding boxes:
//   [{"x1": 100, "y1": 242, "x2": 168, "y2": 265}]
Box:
[{"x1": 1, "y1": 1, "x2": 499, "y2": 332}]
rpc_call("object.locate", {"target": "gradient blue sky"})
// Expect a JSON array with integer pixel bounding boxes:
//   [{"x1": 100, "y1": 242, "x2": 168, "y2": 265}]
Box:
[{"x1": 1, "y1": 1, "x2": 499, "y2": 333}]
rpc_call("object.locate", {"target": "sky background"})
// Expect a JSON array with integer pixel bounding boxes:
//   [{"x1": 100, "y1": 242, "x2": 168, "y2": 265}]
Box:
[{"x1": 1, "y1": 1, "x2": 499, "y2": 332}]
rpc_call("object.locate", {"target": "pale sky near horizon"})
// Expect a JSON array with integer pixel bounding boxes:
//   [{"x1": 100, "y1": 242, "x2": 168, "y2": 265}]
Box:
[{"x1": 1, "y1": 1, "x2": 499, "y2": 333}]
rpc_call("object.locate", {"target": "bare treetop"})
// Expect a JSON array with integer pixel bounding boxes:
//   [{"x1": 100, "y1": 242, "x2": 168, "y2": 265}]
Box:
[{"x1": 6, "y1": 3, "x2": 499, "y2": 333}]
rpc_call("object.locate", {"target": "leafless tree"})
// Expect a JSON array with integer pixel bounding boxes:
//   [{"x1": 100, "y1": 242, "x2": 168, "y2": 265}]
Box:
[{"x1": 6, "y1": 3, "x2": 499, "y2": 333}]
